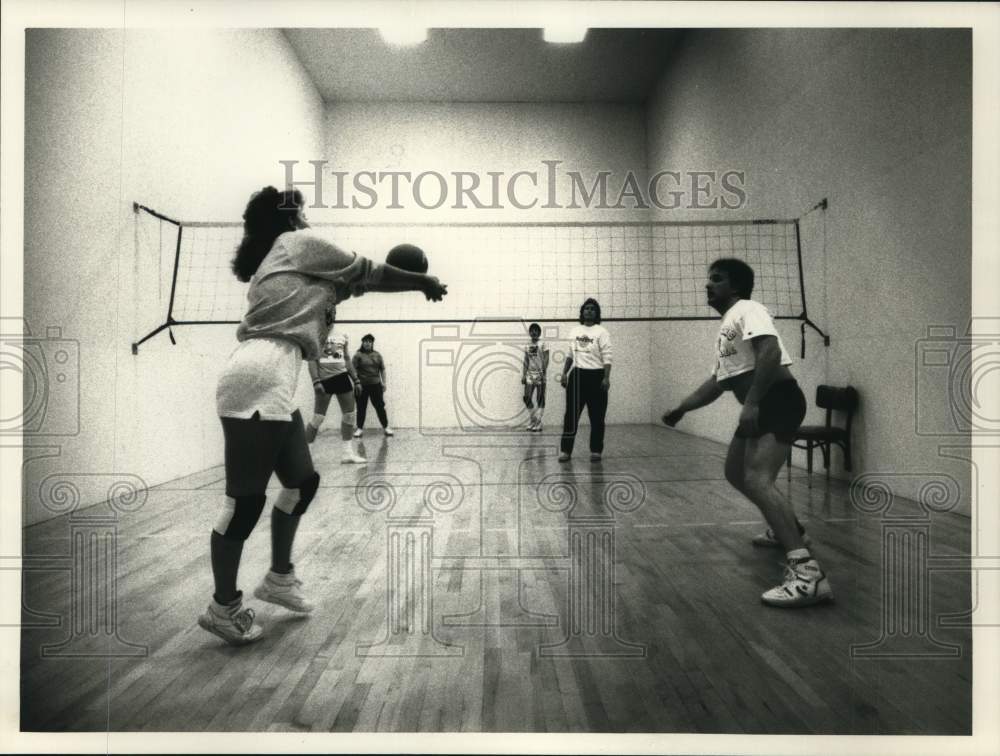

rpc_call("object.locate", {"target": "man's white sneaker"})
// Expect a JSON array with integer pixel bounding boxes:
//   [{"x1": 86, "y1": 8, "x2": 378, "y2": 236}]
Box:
[
  {"x1": 761, "y1": 560, "x2": 834, "y2": 608},
  {"x1": 253, "y1": 569, "x2": 315, "y2": 613},
  {"x1": 353, "y1": 429, "x2": 363, "y2": 438},
  {"x1": 197, "y1": 594, "x2": 263, "y2": 645},
  {"x1": 558, "y1": 452, "x2": 571, "y2": 462},
  {"x1": 752, "y1": 528, "x2": 812, "y2": 549},
  {"x1": 383, "y1": 427, "x2": 394, "y2": 437}
]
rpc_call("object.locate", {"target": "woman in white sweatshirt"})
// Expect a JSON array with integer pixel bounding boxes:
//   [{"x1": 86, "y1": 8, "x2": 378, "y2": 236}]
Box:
[{"x1": 558, "y1": 298, "x2": 612, "y2": 462}]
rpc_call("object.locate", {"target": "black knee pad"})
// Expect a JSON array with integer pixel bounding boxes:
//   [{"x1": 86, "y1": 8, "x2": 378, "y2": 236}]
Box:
[
  {"x1": 221, "y1": 494, "x2": 266, "y2": 541},
  {"x1": 292, "y1": 471, "x2": 320, "y2": 516}
]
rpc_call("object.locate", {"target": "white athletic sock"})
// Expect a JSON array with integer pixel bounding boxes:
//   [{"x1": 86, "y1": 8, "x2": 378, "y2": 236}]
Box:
[
  {"x1": 309, "y1": 413, "x2": 326, "y2": 430},
  {"x1": 536, "y1": 407, "x2": 544, "y2": 423}
]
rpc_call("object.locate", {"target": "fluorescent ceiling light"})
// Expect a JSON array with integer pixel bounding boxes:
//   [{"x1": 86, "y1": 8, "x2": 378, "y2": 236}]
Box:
[
  {"x1": 543, "y1": 26, "x2": 588, "y2": 44},
  {"x1": 379, "y1": 26, "x2": 428, "y2": 45}
]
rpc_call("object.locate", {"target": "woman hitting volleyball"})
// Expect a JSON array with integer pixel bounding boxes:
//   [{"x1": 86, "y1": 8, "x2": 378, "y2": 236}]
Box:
[
  {"x1": 661, "y1": 258, "x2": 831, "y2": 608},
  {"x1": 201, "y1": 186, "x2": 447, "y2": 645},
  {"x1": 305, "y1": 330, "x2": 367, "y2": 463}
]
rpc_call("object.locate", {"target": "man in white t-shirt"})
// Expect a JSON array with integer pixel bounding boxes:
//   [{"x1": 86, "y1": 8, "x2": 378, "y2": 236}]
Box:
[{"x1": 661, "y1": 258, "x2": 832, "y2": 609}]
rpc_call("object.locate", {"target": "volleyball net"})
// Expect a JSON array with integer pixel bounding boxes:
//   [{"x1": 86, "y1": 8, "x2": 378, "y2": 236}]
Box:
[{"x1": 131, "y1": 201, "x2": 830, "y2": 355}]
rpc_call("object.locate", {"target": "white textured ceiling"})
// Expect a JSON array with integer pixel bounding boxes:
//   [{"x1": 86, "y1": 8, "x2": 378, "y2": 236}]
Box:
[{"x1": 282, "y1": 28, "x2": 682, "y2": 103}]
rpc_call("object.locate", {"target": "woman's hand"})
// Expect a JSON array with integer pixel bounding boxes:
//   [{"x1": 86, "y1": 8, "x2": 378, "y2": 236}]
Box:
[{"x1": 423, "y1": 277, "x2": 448, "y2": 301}]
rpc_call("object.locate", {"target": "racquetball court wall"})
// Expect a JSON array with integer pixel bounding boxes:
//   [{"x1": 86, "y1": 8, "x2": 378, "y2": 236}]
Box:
[{"x1": 21, "y1": 28, "x2": 971, "y2": 525}]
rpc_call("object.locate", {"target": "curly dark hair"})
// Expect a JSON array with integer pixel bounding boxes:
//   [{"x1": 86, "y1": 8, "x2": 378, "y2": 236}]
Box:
[
  {"x1": 578, "y1": 298, "x2": 602, "y2": 324},
  {"x1": 231, "y1": 187, "x2": 303, "y2": 282}
]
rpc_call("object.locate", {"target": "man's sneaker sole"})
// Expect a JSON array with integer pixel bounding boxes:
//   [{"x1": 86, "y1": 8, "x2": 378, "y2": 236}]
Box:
[
  {"x1": 761, "y1": 588, "x2": 834, "y2": 608},
  {"x1": 752, "y1": 531, "x2": 812, "y2": 548},
  {"x1": 197, "y1": 613, "x2": 263, "y2": 645},
  {"x1": 253, "y1": 585, "x2": 314, "y2": 613}
]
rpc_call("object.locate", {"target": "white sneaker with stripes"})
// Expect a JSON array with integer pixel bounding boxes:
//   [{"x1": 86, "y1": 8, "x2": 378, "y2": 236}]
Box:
[
  {"x1": 253, "y1": 568, "x2": 315, "y2": 613},
  {"x1": 197, "y1": 594, "x2": 263, "y2": 645},
  {"x1": 761, "y1": 559, "x2": 833, "y2": 608}
]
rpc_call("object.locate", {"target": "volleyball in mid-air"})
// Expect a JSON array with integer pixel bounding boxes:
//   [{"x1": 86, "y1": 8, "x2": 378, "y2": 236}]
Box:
[{"x1": 386, "y1": 243, "x2": 428, "y2": 274}]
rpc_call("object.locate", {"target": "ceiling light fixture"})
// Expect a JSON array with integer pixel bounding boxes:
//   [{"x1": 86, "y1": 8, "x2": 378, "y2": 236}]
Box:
[
  {"x1": 543, "y1": 26, "x2": 588, "y2": 44},
  {"x1": 379, "y1": 26, "x2": 428, "y2": 46}
]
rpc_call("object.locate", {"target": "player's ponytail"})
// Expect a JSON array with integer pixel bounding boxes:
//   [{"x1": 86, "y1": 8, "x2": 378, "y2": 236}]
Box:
[{"x1": 231, "y1": 187, "x2": 303, "y2": 282}]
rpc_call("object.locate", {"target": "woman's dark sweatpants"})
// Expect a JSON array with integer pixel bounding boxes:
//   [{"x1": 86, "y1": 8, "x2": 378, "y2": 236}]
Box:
[{"x1": 560, "y1": 368, "x2": 608, "y2": 455}]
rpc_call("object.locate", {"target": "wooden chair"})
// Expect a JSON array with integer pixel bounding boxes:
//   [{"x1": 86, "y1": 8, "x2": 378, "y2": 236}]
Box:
[{"x1": 787, "y1": 385, "x2": 859, "y2": 486}]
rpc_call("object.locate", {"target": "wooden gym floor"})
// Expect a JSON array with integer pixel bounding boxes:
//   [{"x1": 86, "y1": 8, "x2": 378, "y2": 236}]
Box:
[{"x1": 20, "y1": 424, "x2": 972, "y2": 733}]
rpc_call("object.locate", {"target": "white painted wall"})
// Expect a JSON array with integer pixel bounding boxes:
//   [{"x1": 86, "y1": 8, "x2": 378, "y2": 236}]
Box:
[
  {"x1": 25, "y1": 29, "x2": 967, "y2": 525},
  {"x1": 321, "y1": 103, "x2": 653, "y2": 430},
  {"x1": 645, "y1": 29, "x2": 972, "y2": 511},
  {"x1": 23, "y1": 29, "x2": 324, "y2": 525}
]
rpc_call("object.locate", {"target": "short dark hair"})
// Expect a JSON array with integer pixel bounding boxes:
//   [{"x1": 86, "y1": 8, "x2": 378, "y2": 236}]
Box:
[
  {"x1": 361, "y1": 334, "x2": 375, "y2": 342},
  {"x1": 709, "y1": 258, "x2": 755, "y2": 298},
  {"x1": 528, "y1": 322, "x2": 541, "y2": 336},
  {"x1": 579, "y1": 298, "x2": 602, "y2": 324}
]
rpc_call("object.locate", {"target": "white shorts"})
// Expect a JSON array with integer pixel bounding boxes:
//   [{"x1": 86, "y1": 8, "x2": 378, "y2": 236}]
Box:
[
  {"x1": 525, "y1": 372, "x2": 545, "y2": 386},
  {"x1": 216, "y1": 337, "x2": 303, "y2": 421}
]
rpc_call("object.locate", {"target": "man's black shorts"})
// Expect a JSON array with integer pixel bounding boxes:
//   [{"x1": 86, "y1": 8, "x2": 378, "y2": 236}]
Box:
[{"x1": 735, "y1": 378, "x2": 807, "y2": 444}]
